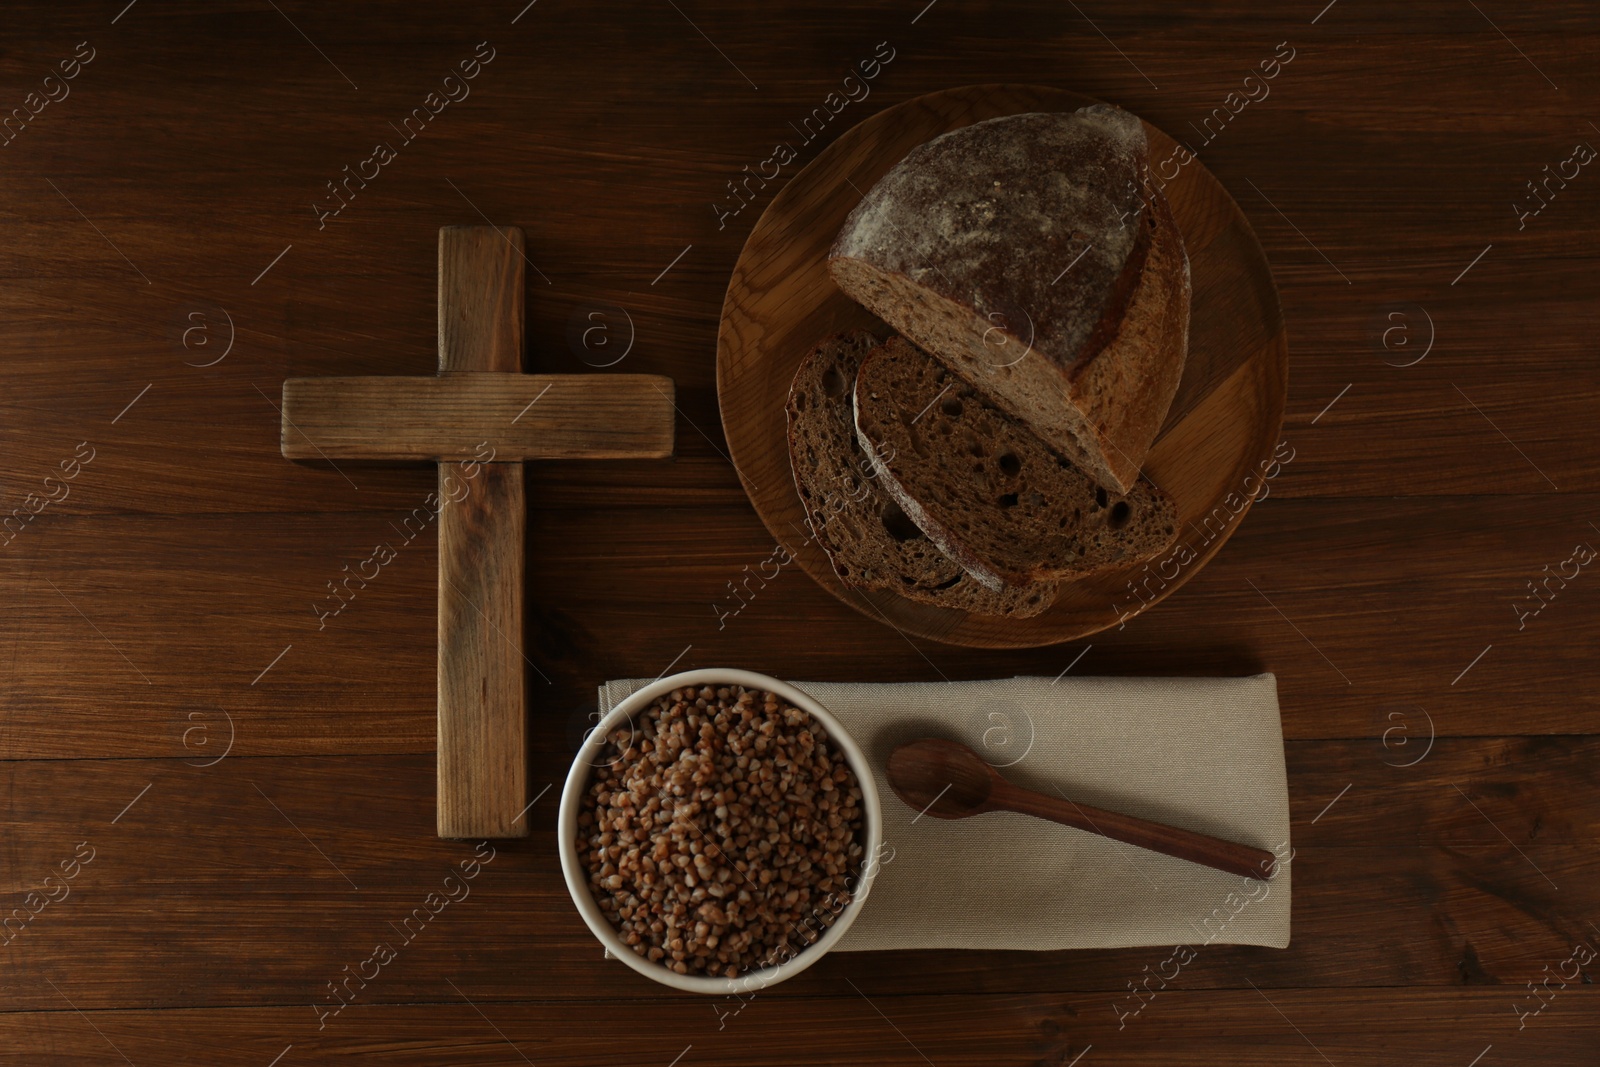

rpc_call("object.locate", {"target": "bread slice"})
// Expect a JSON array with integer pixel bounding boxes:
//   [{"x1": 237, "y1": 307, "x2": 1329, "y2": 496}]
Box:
[
  {"x1": 852, "y1": 337, "x2": 1179, "y2": 591},
  {"x1": 786, "y1": 332, "x2": 1058, "y2": 618},
  {"x1": 828, "y1": 106, "x2": 1191, "y2": 495}
]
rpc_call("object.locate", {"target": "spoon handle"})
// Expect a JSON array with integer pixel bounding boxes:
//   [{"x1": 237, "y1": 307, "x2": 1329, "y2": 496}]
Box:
[{"x1": 992, "y1": 784, "x2": 1278, "y2": 881}]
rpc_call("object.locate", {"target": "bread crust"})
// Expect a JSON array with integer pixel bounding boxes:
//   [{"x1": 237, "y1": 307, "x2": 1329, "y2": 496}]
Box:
[
  {"x1": 1068, "y1": 182, "x2": 1190, "y2": 491},
  {"x1": 828, "y1": 105, "x2": 1191, "y2": 494},
  {"x1": 830, "y1": 107, "x2": 1147, "y2": 377}
]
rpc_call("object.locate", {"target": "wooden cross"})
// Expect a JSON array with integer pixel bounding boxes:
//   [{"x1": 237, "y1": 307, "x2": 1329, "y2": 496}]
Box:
[{"x1": 280, "y1": 226, "x2": 675, "y2": 839}]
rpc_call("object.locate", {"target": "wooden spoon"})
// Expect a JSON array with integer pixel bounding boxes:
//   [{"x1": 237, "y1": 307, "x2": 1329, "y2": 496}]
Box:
[{"x1": 887, "y1": 738, "x2": 1277, "y2": 881}]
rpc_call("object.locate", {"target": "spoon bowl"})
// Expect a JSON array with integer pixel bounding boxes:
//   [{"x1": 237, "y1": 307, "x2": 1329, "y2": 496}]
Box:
[{"x1": 886, "y1": 737, "x2": 997, "y2": 818}]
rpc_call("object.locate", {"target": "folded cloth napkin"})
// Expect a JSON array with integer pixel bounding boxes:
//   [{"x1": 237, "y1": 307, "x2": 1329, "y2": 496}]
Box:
[{"x1": 597, "y1": 674, "x2": 1290, "y2": 952}]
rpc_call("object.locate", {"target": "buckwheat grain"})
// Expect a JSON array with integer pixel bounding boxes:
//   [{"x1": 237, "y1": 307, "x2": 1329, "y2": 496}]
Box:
[{"x1": 579, "y1": 686, "x2": 866, "y2": 978}]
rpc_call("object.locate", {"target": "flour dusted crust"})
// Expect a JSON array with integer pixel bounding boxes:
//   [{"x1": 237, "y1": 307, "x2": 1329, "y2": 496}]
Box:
[{"x1": 828, "y1": 105, "x2": 1190, "y2": 494}]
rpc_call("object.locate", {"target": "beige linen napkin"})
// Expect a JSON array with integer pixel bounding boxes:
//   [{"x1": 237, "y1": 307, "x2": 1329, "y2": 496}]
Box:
[{"x1": 597, "y1": 674, "x2": 1290, "y2": 951}]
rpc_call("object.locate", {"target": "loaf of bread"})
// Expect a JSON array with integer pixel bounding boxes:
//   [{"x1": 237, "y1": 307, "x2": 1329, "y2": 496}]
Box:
[
  {"x1": 852, "y1": 337, "x2": 1179, "y2": 590},
  {"x1": 785, "y1": 332, "x2": 1059, "y2": 617},
  {"x1": 828, "y1": 106, "x2": 1190, "y2": 495}
]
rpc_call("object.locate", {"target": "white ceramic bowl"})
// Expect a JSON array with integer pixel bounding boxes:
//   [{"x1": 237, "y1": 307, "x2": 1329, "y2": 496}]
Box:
[{"x1": 559, "y1": 668, "x2": 883, "y2": 994}]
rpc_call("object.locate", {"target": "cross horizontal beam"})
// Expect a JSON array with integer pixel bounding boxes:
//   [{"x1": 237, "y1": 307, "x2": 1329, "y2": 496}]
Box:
[{"x1": 280, "y1": 373, "x2": 676, "y2": 460}]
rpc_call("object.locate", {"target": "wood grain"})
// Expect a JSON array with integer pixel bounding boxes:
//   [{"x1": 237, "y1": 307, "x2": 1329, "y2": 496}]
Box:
[
  {"x1": 2, "y1": 737, "x2": 1596, "y2": 1010},
  {"x1": 437, "y1": 227, "x2": 525, "y2": 376},
  {"x1": 0, "y1": 991, "x2": 1593, "y2": 1067},
  {"x1": 280, "y1": 374, "x2": 675, "y2": 459},
  {"x1": 2, "y1": 494, "x2": 1598, "y2": 763},
  {"x1": 717, "y1": 84, "x2": 1287, "y2": 647},
  {"x1": 2, "y1": 0, "x2": 1598, "y2": 1061},
  {"x1": 436, "y1": 461, "x2": 527, "y2": 839},
  {"x1": 432, "y1": 227, "x2": 529, "y2": 839}
]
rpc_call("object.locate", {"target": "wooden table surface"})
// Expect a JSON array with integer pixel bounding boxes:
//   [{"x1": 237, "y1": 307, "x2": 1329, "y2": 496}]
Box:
[{"x1": 3, "y1": 1, "x2": 1597, "y2": 1063}]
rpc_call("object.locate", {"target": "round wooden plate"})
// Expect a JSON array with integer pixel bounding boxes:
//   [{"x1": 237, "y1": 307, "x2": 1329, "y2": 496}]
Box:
[{"x1": 716, "y1": 85, "x2": 1287, "y2": 648}]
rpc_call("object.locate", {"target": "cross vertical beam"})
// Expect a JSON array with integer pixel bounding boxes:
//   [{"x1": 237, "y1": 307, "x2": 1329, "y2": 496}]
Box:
[{"x1": 436, "y1": 226, "x2": 527, "y2": 838}]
